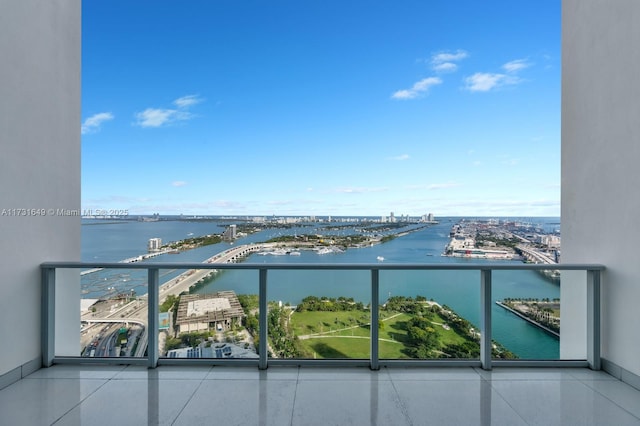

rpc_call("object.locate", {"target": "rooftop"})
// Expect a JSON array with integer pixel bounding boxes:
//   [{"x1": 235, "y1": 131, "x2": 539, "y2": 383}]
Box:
[{"x1": 176, "y1": 291, "x2": 245, "y2": 326}]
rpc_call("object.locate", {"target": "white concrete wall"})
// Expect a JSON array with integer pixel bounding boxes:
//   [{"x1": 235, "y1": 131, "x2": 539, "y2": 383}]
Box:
[
  {"x1": 0, "y1": 0, "x2": 81, "y2": 376},
  {"x1": 562, "y1": 0, "x2": 640, "y2": 376}
]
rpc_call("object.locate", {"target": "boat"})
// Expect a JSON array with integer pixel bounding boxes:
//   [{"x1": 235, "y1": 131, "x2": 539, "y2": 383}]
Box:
[
  {"x1": 258, "y1": 248, "x2": 287, "y2": 256},
  {"x1": 289, "y1": 251, "x2": 301, "y2": 256},
  {"x1": 316, "y1": 247, "x2": 333, "y2": 255},
  {"x1": 377, "y1": 256, "x2": 384, "y2": 262}
]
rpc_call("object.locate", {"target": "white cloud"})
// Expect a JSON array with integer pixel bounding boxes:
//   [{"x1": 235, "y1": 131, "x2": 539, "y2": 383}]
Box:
[
  {"x1": 405, "y1": 183, "x2": 462, "y2": 191},
  {"x1": 433, "y1": 198, "x2": 560, "y2": 216},
  {"x1": 135, "y1": 108, "x2": 178, "y2": 127},
  {"x1": 464, "y1": 72, "x2": 507, "y2": 92},
  {"x1": 391, "y1": 90, "x2": 413, "y2": 100},
  {"x1": 391, "y1": 77, "x2": 442, "y2": 100},
  {"x1": 174, "y1": 95, "x2": 203, "y2": 108},
  {"x1": 503, "y1": 59, "x2": 531, "y2": 73},
  {"x1": 464, "y1": 58, "x2": 530, "y2": 92},
  {"x1": 432, "y1": 62, "x2": 458, "y2": 73},
  {"x1": 135, "y1": 95, "x2": 202, "y2": 128},
  {"x1": 430, "y1": 50, "x2": 468, "y2": 74},
  {"x1": 81, "y1": 112, "x2": 114, "y2": 134},
  {"x1": 214, "y1": 200, "x2": 245, "y2": 209},
  {"x1": 432, "y1": 50, "x2": 468, "y2": 64},
  {"x1": 172, "y1": 181, "x2": 187, "y2": 187},
  {"x1": 336, "y1": 186, "x2": 389, "y2": 194},
  {"x1": 388, "y1": 154, "x2": 410, "y2": 161},
  {"x1": 267, "y1": 199, "x2": 295, "y2": 206}
]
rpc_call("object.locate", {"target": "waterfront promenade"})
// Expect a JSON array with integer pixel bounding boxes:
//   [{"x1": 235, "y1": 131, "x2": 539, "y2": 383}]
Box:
[{"x1": 495, "y1": 301, "x2": 560, "y2": 338}]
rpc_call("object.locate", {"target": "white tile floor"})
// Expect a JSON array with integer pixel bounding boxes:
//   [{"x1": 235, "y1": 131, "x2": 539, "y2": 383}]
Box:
[{"x1": 1, "y1": 365, "x2": 639, "y2": 425}]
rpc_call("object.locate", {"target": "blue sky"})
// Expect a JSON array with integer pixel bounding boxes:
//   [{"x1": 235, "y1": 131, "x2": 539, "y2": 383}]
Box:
[{"x1": 81, "y1": 1, "x2": 560, "y2": 217}]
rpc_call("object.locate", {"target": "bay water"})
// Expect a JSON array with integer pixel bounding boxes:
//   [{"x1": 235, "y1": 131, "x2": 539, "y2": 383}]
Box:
[{"x1": 81, "y1": 217, "x2": 562, "y2": 359}]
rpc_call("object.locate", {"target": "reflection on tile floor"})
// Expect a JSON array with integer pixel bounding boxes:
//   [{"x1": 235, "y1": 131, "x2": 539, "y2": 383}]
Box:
[{"x1": 1, "y1": 366, "x2": 639, "y2": 425}]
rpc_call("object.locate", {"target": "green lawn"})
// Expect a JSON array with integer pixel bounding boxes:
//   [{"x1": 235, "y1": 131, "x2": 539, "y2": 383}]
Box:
[
  {"x1": 290, "y1": 309, "x2": 470, "y2": 359},
  {"x1": 290, "y1": 311, "x2": 369, "y2": 336},
  {"x1": 303, "y1": 336, "x2": 408, "y2": 359}
]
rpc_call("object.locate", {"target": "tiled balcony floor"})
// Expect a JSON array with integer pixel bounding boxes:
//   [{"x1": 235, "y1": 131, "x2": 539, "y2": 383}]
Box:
[{"x1": 1, "y1": 365, "x2": 639, "y2": 425}]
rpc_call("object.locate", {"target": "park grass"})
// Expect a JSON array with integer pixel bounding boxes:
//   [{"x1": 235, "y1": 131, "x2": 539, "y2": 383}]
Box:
[
  {"x1": 290, "y1": 309, "x2": 471, "y2": 359},
  {"x1": 290, "y1": 311, "x2": 369, "y2": 336},
  {"x1": 304, "y1": 336, "x2": 408, "y2": 359}
]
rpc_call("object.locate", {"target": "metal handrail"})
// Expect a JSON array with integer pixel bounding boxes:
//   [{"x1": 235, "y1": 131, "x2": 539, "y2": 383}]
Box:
[
  {"x1": 42, "y1": 261, "x2": 604, "y2": 271},
  {"x1": 41, "y1": 262, "x2": 604, "y2": 371}
]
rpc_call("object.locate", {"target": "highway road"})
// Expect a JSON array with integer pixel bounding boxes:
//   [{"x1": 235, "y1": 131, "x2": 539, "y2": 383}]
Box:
[{"x1": 80, "y1": 243, "x2": 263, "y2": 358}]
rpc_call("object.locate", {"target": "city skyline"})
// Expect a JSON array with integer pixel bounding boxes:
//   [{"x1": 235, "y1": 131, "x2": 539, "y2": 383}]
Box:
[{"x1": 81, "y1": 1, "x2": 560, "y2": 217}]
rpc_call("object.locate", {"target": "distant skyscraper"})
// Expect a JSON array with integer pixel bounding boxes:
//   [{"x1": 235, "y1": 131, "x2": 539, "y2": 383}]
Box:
[
  {"x1": 428, "y1": 213, "x2": 435, "y2": 222},
  {"x1": 390, "y1": 212, "x2": 395, "y2": 223},
  {"x1": 148, "y1": 237, "x2": 162, "y2": 252},
  {"x1": 223, "y1": 224, "x2": 237, "y2": 241}
]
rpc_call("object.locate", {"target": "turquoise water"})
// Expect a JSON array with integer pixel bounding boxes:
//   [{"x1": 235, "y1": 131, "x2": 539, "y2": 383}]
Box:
[
  {"x1": 81, "y1": 217, "x2": 563, "y2": 359},
  {"x1": 193, "y1": 221, "x2": 562, "y2": 359}
]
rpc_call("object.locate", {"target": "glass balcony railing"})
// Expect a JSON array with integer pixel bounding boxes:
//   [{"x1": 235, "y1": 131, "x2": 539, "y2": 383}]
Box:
[{"x1": 41, "y1": 262, "x2": 603, "y2": 370}]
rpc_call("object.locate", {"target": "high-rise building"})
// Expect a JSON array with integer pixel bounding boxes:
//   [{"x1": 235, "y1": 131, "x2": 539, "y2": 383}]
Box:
[
  {"x1": 147, "y1": 238, "x2": 162, "y2": 252},
  {"x1": 222, "y1": 224, "x2": 237, "y2": 241}
]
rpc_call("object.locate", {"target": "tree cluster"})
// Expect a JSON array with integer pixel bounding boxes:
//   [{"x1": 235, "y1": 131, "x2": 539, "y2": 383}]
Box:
[
  {"x1": 163, "y1": 234, "x2": 223, "y2": 251},
  {"x1": 165, "y1": 331, "x2": 211, "y2": 351},
  {"x1": 268, "y1": 304, "x2": 302, "y2": 357},
  {"x1": 406, "y1": 316, "x2": 439, "y2": 358},
  {"x1": 160, "y1": 294, "x2": 179, "y2": 313},
  {"x1": 237, "y1": 294, "x2": 259, "y2": 312},
  {"x1": 296, "y1": 296, "x2": 364, "y2": 312},
  {"x1": 383, "y1": 295, "x2": 434, "y2": 314}
]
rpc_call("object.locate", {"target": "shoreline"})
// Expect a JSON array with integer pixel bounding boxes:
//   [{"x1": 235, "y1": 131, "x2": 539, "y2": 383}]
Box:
[{"x1": 495, "y1": 301, "x2": 560, "y2": 338}]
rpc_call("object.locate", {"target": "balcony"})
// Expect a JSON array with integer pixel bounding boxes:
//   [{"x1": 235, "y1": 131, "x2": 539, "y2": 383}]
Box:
[
  {"x1": 3, "y1": 0, "x2": 640, "y2": 424},
  {"x1": 41, "y1": 261, "x2": 605, "y2": 370},
  {"x1": 0, "y1": 261, "x2": 636, "y2": 424}
]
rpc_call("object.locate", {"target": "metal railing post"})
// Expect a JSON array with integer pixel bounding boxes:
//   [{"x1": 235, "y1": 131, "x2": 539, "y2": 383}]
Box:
[
  {"x1": 480, "y1": 269, "x2": 492, "y2": 370},
  {"x1": 148, "y1": 268, "x2": 160, "y2": 368},
  {"x1": 41, "y1": 266, "x2": 56, "y2": 367},
  {"x1": 259, "y1": 268, "x2": 268, "y2": 370},
  {"x1": 587, "y1": 269, "x2": 601, "y2": 370},
  {"x1": 370, "y1": 269, "x2": 380, "y2": 370}
]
